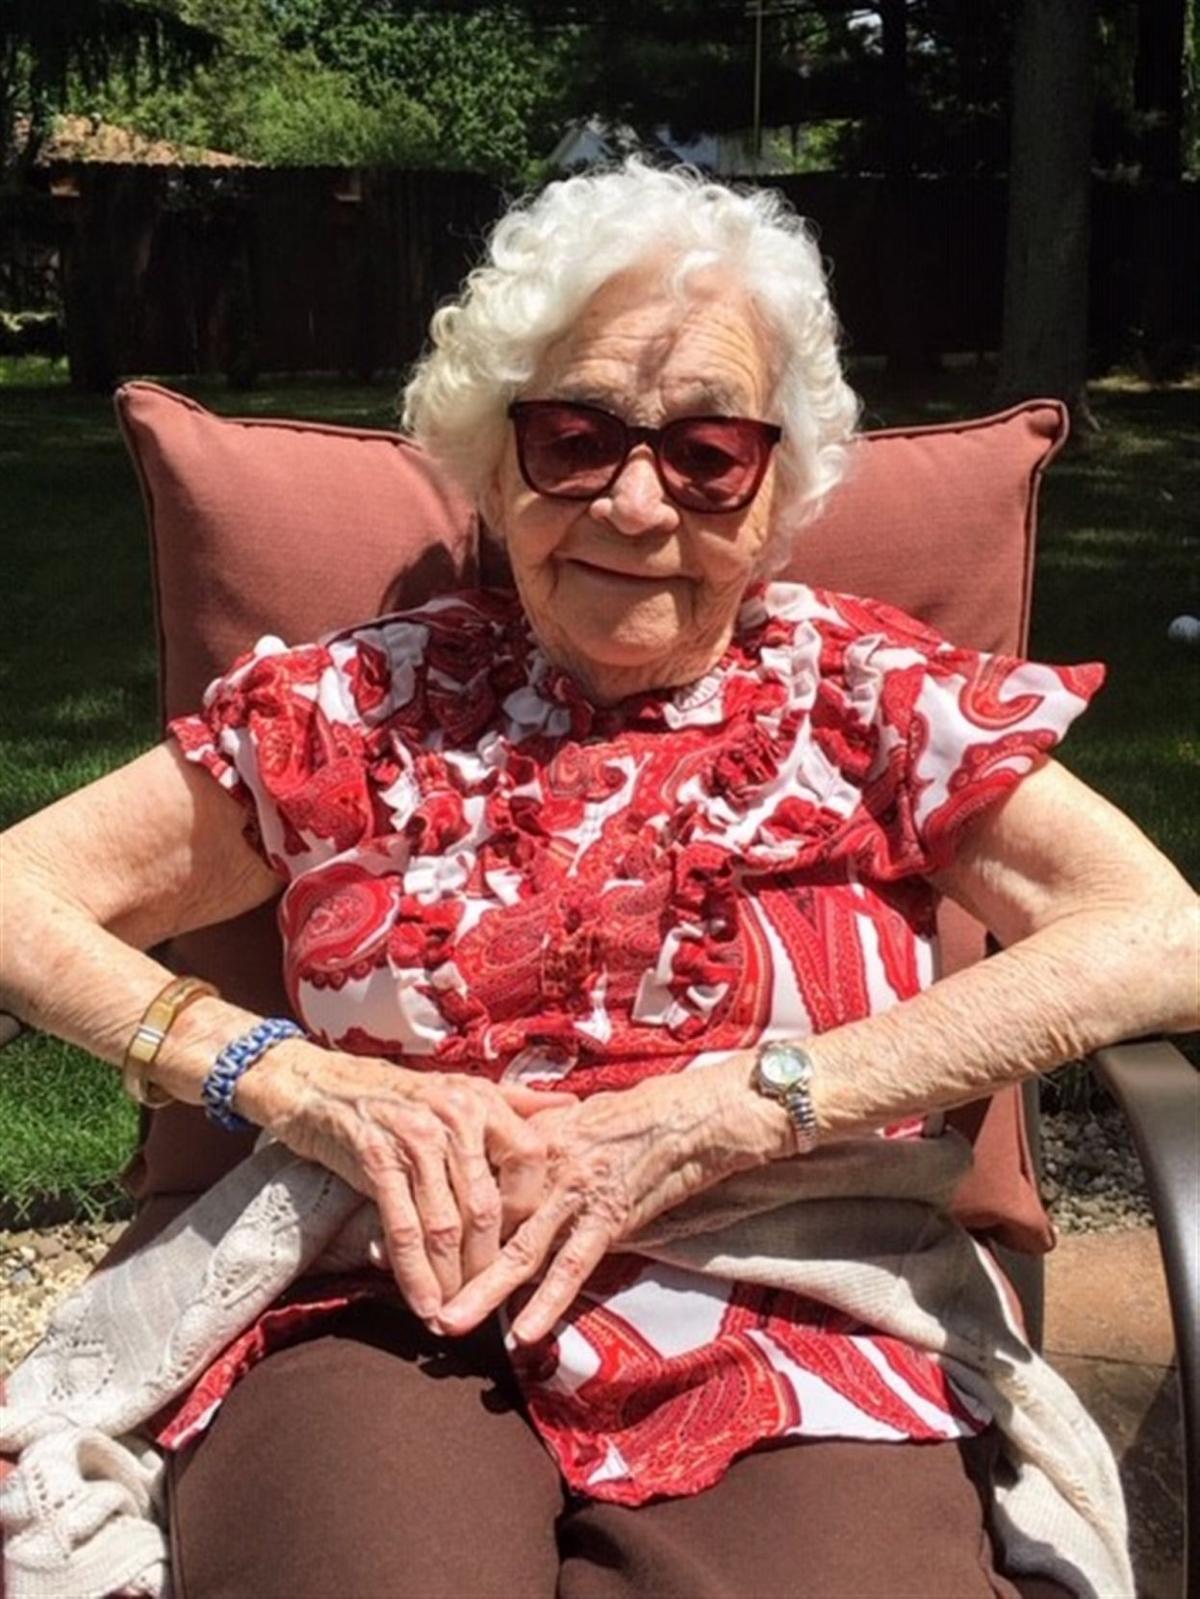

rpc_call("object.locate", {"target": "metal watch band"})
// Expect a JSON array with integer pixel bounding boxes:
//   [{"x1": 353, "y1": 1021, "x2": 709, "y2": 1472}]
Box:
[{"x1": 754, "y1": 1041, "x2": 819, "y2": 1154}]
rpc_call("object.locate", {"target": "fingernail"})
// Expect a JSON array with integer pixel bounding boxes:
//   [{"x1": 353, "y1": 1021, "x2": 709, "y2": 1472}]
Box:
[
  {"x1": 413, "y1": 1300, "x2": 439, "y2": 1322},
  {"x1": 367, "y1": 1239, "x2": 386, "y2": 1267},
  {"x1": 503, "y1": 1329, "x2": 522, "y2": 1352}
]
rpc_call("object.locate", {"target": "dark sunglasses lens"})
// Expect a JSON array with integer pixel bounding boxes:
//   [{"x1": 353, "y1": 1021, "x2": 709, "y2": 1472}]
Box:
[
  {"x1": 517, "y1": 406, "x2": 624, "y2": 497},
  {"x1": 660, "y1": 419, "x2": 771, "y2": 510}
]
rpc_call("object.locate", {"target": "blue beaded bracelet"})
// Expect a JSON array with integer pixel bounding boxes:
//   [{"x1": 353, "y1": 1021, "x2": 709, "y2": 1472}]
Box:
[{"x1": 202, "y1": 1018, "x2": 304, "y2": 1132}]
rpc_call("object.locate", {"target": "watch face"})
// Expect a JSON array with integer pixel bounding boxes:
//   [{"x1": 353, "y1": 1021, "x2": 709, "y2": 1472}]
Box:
[{"x1": 759, "y1": 1045, "x2": 805, "y2": 1092}]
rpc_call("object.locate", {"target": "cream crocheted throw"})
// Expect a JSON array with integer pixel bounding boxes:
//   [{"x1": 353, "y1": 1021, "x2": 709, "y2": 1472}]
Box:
[{"x1": 0, "y1": 1132, "x2": 1133, "y2": 1599}]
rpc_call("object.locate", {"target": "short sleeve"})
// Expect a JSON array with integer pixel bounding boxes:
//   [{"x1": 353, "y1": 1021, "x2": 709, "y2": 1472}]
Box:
[
  {"x1": 832, "y1": 593, "x2": 1105, "y2": 876},
  {"x1": 168, "y1": 615, "x2": 430, "y2": 881}
]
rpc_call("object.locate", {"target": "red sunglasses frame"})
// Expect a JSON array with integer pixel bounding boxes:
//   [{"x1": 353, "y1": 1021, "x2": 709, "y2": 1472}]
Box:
[{"x1": 507, "y1": 400, "x2": 783, "y2": 514}]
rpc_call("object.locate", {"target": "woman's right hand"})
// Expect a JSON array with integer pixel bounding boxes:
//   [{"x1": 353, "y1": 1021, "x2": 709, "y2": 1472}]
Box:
[{"x1": 240, "y1": 1044, "x2": 571, "y2": 1324}]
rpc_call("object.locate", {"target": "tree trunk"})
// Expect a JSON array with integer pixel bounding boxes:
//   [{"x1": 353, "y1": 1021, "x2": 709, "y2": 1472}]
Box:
[
  {"x1": 1135, "y1": 0, "x2": 1185, "y2": 181},
  {"x1": 880, "y1": 0, "x2": 928, "y2": 378},
  {"x1": 1131, "y1": 0, "x2": 1187, "y2": 379},
  {"x1": 994, "y1": 0, "x2": 1097, "y2": 432}
]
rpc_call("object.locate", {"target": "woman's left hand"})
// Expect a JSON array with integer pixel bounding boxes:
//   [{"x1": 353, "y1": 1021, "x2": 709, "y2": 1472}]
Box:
[{"x1": 433, "y1": 1056, "x2": 793, "y2": 1344}]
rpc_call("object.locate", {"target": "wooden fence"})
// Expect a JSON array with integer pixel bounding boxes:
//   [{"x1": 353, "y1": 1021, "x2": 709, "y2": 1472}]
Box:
[{"x1": 1, "y1": 166, "x2": 1195, "y2": 388}]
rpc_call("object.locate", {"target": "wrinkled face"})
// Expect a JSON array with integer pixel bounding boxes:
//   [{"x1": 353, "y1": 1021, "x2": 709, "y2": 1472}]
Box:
[{"x1": 484, "y1": 263, "x2": 779, "y2": 703}]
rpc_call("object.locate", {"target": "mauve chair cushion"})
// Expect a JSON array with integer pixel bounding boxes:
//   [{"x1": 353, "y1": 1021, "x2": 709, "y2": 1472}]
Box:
[{"x1": 115, "y1": 381, "x2": 1068, "y2": 1252}]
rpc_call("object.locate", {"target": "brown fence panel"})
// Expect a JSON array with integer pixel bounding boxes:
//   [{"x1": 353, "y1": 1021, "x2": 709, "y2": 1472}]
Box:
[
  {"x1": 13, "y1": 166, "x2": 500, "y2": 388},
  {"x1": 735, "y1": 174, "x2": 1008, "y2": 362},
  {"x1": 1, "y1": 167, "x2": 1193, "y2": 389},
  {"x1": 241, "y1": 168, "x2": 502, "y2": 381}
]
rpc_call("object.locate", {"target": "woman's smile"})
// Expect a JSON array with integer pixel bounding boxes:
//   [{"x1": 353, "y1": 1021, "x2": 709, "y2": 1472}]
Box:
[{"x1": 559, "y1": 555, "x2": 688, "y2": 586}]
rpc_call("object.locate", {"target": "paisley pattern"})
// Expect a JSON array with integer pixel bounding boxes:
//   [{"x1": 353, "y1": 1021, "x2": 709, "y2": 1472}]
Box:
[{"x1": 170, "y1": 583, "x2": 1102, "y2": 1504}]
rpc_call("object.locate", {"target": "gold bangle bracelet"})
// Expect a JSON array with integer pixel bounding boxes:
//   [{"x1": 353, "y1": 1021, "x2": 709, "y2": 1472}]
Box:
[{"x1": 121, "y1": 976, "x2": 219, "y2": 1108}]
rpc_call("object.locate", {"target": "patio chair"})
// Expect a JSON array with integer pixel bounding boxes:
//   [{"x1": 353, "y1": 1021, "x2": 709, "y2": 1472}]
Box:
[{"x1": 11, "y1": 380, "x2": 1200, "y2": 1592}]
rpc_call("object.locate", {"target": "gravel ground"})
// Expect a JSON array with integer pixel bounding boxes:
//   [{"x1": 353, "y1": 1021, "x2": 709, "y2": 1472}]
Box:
[
  {"x1": 0, "y1": 1109, "x2": 1153, "y2": 1377},
  {"x1": 1, "y1": 1219, "x2": 128, "y2": 1376},
  {"x1": 1038, "y1": 1106, "x2": 1153, "y2": 1235}
]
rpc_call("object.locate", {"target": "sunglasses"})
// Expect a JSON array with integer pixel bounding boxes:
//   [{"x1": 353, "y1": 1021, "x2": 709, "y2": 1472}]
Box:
[{"x1": 508, "y1": 400, "x2": 782, "y2": 514}]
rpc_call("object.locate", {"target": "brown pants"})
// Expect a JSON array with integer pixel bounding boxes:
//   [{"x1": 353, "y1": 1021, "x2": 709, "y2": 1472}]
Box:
[{"x1": 170, "y1": 1302, "x2": 1074, "y2": 1599}]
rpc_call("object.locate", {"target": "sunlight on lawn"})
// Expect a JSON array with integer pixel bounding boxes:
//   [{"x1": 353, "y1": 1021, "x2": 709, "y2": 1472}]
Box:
[{"x1": 0, "y1": 356, "x2": 69, "y2": 388}]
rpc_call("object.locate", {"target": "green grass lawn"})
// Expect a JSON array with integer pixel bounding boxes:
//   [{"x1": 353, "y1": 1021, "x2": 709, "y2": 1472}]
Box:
[{"x1": 1, "y1": 357, "x2": 1196, "y2": 1215}]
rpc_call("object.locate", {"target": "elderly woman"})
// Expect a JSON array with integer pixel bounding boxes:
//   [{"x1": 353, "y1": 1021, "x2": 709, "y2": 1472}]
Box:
[{"x1": 1, "y1": 163, "x2": 1196, "y2": 1599}]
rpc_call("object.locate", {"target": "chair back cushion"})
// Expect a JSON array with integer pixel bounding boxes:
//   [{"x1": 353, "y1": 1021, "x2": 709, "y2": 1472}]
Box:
[{"x1": 116, "y1": 380, "x2": 1067, "y2": 1251}]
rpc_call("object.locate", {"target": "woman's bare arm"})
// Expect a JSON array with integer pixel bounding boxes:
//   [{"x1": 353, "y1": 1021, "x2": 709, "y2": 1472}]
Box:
[
  {"x1": 0, "y1": 743, "x2": 287, "y2": 1105},
  {"x1": 801, "y1": 759, "x2": 1198, "y2": 1137},
  {"x1": 0, "y1": 743, "x2": 566, "y2": 1319}
]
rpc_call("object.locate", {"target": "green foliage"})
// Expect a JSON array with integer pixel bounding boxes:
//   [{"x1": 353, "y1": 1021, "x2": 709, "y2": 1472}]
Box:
[
  {"x1": 754, "y1": 1, "x2": 1019, "y2": 177},
  {"x1": 249, "y1": 69, "x2": 435, "y2": 166},
  {"x1": 1095, "y1": 0, "x2": 1195, "y2": 178},
  {"x1": 532, "y1": 0, "x2": 1197, "y2": 181},
  {"x1": 1187, "y1": 1, "x2": 1200, "y2": 175},
  {"x1": 77, "y1": 0, "x2": 576, "y2": 175},
  {"x1": 0, "y1": 353, "x2": 69, "y2": 385},
  {"x1": 779, "y1": 120, "x2": 857, "y2": 175},
  {"x1": 22, "y1": 1, "x2": 1198, "y2": 182},
  {"x1": 0, "y1": 310, "x2": 64, "y2": 358},
  {"x1": 1, "y1": 0, "x2": 217, "y2": 173},
  {"x1": 98, "y1": 38, "x2": 438, "y2": 166},
  {"x1": 269, "y1": 1, "x2": 578, "y2": 175}
]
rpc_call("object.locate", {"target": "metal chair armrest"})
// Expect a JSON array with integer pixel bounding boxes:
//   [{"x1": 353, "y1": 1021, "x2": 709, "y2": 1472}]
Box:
[{"x1": 1090, "y1": 1038, "x2": 1199, "y2": 1599}]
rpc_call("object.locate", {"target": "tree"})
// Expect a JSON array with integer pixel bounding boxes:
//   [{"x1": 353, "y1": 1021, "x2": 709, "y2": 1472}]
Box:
[
  {"x1": 78, "y1": 0, "x2": 436, "y2": 166},
  {"x1": 1093, "y1": 0, "x2": 1196, "y2": 178},
  {"x1": 788, "y1": 3, "x2": 1016, "y2": 178},
  {"x1": 1134, "y1": 0, "x2": 1185, "y2": 179},
  {"x1": 79, "y1": 0, "x2": 578, "y2": 174},
  {"x1": 1130, "y1": 0, "x2": 1189, "y2": 377},
  {"x1": 995, "y1": 0, "x2": 1097, "y2": 427},
  {"x1": 1, "y1": 0, "x2": 216, "y2": 177},
  {"x1": 271, "y1": 0, "x2": 579, "y2": 175},
  {"x1": 877, "y1": 0, "x2": 927, "y2": 377}
]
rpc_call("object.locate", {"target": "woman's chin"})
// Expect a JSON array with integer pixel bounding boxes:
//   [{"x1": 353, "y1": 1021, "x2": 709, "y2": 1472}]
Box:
[
  {"x1": 554, "y1": 601, "x2": 688, "y2": 679},
  {"x1": 517, "y1": 560, "x2": 721, "y2": 696}
]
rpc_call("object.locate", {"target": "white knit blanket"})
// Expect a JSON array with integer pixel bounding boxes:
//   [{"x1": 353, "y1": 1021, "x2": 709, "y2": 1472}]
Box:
[{"x1": 0, "y1": 1133, "x2": 1133, "y2": 1599}]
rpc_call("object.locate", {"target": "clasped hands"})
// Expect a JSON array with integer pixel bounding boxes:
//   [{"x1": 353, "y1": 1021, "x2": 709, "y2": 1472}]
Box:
[{"x1": 257, "y1": 1044, "x2": 790, "y2": 1348}]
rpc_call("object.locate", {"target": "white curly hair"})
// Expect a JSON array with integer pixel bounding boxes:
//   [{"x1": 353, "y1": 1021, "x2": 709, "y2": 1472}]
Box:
[{"x1": 402, "y1": 160, "x2": 861, "y2": 573}]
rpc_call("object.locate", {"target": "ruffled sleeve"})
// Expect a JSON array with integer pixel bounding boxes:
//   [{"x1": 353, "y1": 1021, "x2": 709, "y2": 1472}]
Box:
[
  {"x1": 168, "y1": 614, "x2": 431, "y2": 881},
  {"x1": 814, "y1": 590, "x2": 1105, "y2": 877}
]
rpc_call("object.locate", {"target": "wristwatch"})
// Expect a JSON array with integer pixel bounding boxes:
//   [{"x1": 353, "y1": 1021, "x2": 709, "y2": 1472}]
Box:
[{"x1": 752, "y1": 1041, "x2": 819, "y2": 1153}]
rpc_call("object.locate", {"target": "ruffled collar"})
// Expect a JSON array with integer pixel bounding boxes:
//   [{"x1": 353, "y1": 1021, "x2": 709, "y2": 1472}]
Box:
[
  {"x1": 466, "y1": 581, "x2": 876, "y2": 882},
  {"x1": 284, "y1": 581, "x2": 918, "y2": 1062}
]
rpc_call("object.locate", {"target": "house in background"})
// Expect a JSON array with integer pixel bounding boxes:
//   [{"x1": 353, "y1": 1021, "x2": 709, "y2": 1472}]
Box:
[
  {"x1": 547, "y1": 116, "x2": 805, "y2": 176},
  {"x1": 10, "y1": 113, "x2": 250, "y2": 175}
]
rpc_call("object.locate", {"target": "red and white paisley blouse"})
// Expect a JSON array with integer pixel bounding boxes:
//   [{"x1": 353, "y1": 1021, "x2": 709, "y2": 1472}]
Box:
[{"x1": 168, "y1": 583, "x2": 1102, "y2": 1504}]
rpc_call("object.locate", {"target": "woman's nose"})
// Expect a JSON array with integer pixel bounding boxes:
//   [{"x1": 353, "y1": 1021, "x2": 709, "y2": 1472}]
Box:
[{"x1": 591, "y1": 448, "x2": 680, "y2": 536}]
